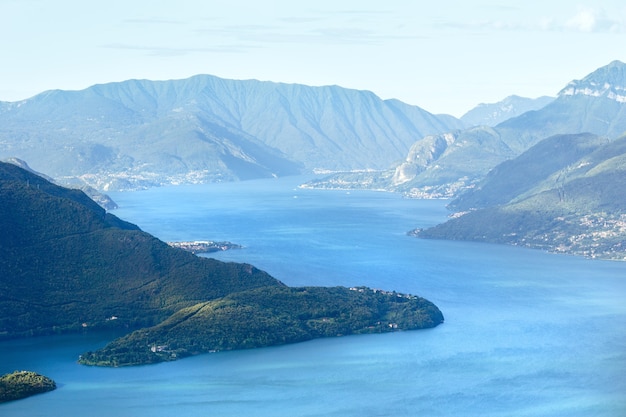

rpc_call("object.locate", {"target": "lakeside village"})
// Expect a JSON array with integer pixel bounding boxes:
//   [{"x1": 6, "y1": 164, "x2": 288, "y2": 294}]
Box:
[
  {"x1": 167, "y1": 240, "x2": 242, "y2": 254},
  {"x1": 349, "y1": 286, "x2": 422, "y2": 300}
]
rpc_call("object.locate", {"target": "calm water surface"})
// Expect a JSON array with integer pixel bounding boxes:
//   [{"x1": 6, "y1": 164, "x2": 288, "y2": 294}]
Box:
[{"x1": 2, "y1": 176, "x2": 625, "y2": 416}]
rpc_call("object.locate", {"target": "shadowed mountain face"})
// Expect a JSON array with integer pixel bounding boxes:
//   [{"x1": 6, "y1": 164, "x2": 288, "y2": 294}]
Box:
[
  {"x1": 0, "y1": 161, "x2": 283, "y2": 337},
  {"x1": 0, "y1": 76, "x2": 464, "y2": 191}
]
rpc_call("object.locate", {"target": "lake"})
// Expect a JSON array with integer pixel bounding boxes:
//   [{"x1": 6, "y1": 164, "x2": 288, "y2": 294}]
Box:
[{"x1": 2, "y1": 176, "x2": 625, "y2": 416}]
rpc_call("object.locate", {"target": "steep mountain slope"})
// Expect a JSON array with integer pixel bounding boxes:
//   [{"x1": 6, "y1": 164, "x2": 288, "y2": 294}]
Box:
[
  {"x1": 405, "y1": 60, "x2": 626, "y2": 194},
  {"x1": 413, "y1": 135, "x2": 626, "y2": 259},
  {"x1": 0, "y1": 162, "x2": 443, "y2": 364},
  {"x1": 448, "y1": 133, "x2": 609, "y2": 211},
  {"x1": 390, "y1": 126, "x2": 514, "y2": 196},
  {"x1": 2, "y1": 157, "x2": 118, "y2": 209},
  {"x1": 461, "y1": 95, "x2": 554, "y2": 127},
  {"x1": 497, "y1": 60, "x2": 626, "y2": 152},
  {"x1": 0, "y1": 76, "x2": 463, "y2": 190}
]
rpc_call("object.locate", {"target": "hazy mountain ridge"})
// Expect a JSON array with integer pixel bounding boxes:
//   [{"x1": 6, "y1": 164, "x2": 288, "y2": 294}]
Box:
[
  {"x1": 0, "y1": 161, "x2": 443, "y2": 364},
  {"x1": 307, "y1": 61, "x2": 626, "y2": 199},
  {"x1": 496, "y1": 60, "x2": 626, "y2": 152},
  {"x1": 0, "y1": 76, "x2": 463, "y2": 191},
  {"x1": 460, "y1": 95, "x2": 554, "y2": 127},
  {"x1": 0, "y1": 82, "x2": 304, "y2": 190}
]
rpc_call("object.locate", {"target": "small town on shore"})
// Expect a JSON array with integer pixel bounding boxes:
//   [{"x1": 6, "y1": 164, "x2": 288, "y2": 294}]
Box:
[{"x1": 166, "y1": 240, "x2": 242, "y2": 254}]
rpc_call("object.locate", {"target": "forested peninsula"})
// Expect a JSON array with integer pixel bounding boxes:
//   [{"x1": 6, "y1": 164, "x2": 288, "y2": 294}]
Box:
[
  {"x1": 0, "y1": 161, "x2": 444, "y2": 367},
  {"x1": 79, "y1": 286, "x2": 442, "y2": 366}
]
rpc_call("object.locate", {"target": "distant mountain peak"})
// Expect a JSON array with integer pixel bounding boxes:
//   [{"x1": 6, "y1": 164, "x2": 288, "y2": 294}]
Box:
[
  {"x1": 558, "y1": 60, "x2": 626, "y2": 103},
  {"x1": 460, "y1": 95, "x2": 554, "y2": 127}
]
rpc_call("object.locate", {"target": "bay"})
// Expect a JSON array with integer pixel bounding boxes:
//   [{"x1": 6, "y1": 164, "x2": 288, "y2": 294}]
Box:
[{"x1": 2, "y1": 176, "x2": 625, "y2": 416}]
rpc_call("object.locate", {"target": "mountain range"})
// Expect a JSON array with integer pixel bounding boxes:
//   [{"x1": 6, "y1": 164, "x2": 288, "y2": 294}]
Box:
[
  {"x1": 2, "y1": 62, "x2": 623, "y2": 197},
  {"x1": 308, "y1": 60, "x2": 626, "y2": 199},
  {"x1": 1, "y1": 60, "x2": 624, "y2": 263},
  {"x1": 0, "y1": 76, "x2": 465, "y2": 191},
  {"x1": 302, "y1": 60, "x2": 626, "y2": 259},
  {"x1": 0, "y1": 161, "x2": 443, "y2": 365}
]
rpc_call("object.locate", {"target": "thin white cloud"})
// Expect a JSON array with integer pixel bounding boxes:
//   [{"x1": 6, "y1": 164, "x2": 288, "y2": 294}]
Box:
[
  {"x1": 195, "y1": 22, "x2": 420, "y2": 47},
  {"x1": 566, "y1": 7, "x2": 599, "y2": 32},
  {"x1": 101, "y1": 43, "x2": 257, "y2": 56},
  {"x1": 564, "y1": 6, "x2": 625, "y2": 33},
  {"x1": 278, "y1": 17, "x2": 324, "y2": 24},
  {"x1": 438, "y1": 5, "x2": 626, "y2": 34},
  {"x1": 122, "y1": 18, "x2": 186, "y2": 25}
]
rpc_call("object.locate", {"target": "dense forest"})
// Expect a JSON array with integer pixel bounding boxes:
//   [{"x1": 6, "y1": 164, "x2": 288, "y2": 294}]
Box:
[
  {"x1": 0, "y1": 161, "x2": 282, "y2": 338},
  {"x1": 0, "y1": 371, "x2": 56, "y2": 403}
]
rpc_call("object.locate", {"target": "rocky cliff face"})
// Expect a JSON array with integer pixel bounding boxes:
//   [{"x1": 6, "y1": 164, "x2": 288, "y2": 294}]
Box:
[{"x1": 558, "y1": 60, "x2": 626, "y2": 103}]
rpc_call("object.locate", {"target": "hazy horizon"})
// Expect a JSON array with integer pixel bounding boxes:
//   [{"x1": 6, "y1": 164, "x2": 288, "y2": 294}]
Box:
[{"x1": 1, "y1": 0, "x2": 625, "y2": 117}]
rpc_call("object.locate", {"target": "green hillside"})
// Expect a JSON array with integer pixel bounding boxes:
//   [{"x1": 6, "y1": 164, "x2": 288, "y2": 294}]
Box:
[
  {"x1": 448, "y1": 133, "x2": 608, "y2": 211},
  {"x1": 0, "y1": 162, "x2": 443, "y2": 364},
  {"x1": 0, "y1": 161, "x2": 282, "y2": 338},
  {"x1": 0, "y1": 371, "x2": 56, "y2": 403},
  {"x1": 414, "y1": 135, "x2": 626, "y2": 260}
]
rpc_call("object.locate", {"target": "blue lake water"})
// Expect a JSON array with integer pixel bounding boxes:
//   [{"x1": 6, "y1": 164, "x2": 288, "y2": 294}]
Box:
[{"x1": 2, "y1": 176, "x2": 625, "y2": 416}]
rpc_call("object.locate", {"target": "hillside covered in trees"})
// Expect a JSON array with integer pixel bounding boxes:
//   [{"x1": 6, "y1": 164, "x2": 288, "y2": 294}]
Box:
[
  {"x1": 0, "y1": 371, "x2": 56, "y2": 403},
  {"x1": 413, "y1": 134, "x2": 626, "y2": 259},
  {"x1": 0, "y1": 161, "x2": 443, "y2": 365}
]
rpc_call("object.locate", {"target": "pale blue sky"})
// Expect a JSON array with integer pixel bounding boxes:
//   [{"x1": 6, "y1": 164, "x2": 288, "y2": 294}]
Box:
[{"x1": 1, "y1": 0, "x2": 624, "y2": 116}]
